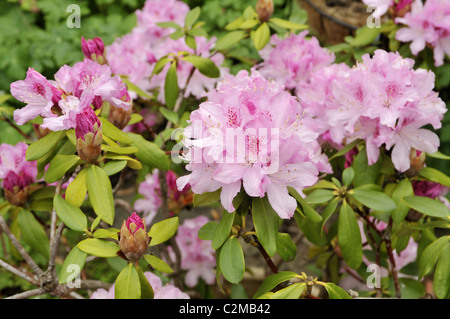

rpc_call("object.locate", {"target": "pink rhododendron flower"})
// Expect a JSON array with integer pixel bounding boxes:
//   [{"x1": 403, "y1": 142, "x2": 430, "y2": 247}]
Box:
[
  {"x1": 0, "y1": 142, "x2": 37, "y2": 181},
  {"x1": 258, "y1": 31, "x2": 335, "y2": 94},
  {"x1": 171, "y1": 216, "x2": 216, "y2": 287},
  {"x1": 90, "y1": 271, "x2": 189, "y2": 299},
  {"x1": 325, "y1": 50, "x2": 446, "y2": 172},
  {"x1": 396, "y1": 0, "x2": 450, "y2": 66},
  {"x1": 177, "y1": 69, "x2": 331, "y2": 219}
]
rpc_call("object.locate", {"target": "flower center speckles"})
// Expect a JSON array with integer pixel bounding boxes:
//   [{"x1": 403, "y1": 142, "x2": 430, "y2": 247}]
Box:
[
  {"x1": 227, "y1": 107, "x2": 241, "y2": 127},
  {"x1": 354, "y1": 84, "x2": 364, "y2": 102},
  {"x1": 33, "y1": 83, "x2": 46, "y2": 97},
  {"x1": 386, "y1": 81, "x2": 402, "y2": 101}
]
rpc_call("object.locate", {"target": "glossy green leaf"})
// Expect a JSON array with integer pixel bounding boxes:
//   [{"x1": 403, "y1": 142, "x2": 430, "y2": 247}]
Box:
[
  {"x1": 338, "y1": 200, "x2": 362, "y2": 269},
  {"x1": 182, "y1": 55, "x2": 220, "y2": 78},
  {"x1": 102, "y1": 160, "x2": 127, "y2": 176},
  {"x1": 164, "y1": 61, "x2": 179, "y2": 109},
  {"x1": 342, "y1": 167, "x2": 355, "y2": 187},
  {"x1": 305, "y1": 189, "x2": 335, "y2": 205},
  {"x1": 127, "y1": 133, "x2": 169, "y2": 171},
  {"x1": 102, "y1": 145, "x2": 138, "y2": 155},
  {"x1": 77, "y1": 238, "x2": 119, "y2": 258},
  {"x1": 58, "y1": 246, "x2": 87, "y2": 284},
  {"x1": 44, "y1": 154, "x2": 81, "y2": 184},
  {"x1": 276, "y1": 233, "x2": 297, "y2": 262},
  {"x1": 289, "y1": 187, "x2": 323, "y2": 223},
  {"x1": 215, "y1": 30, "x2": 248, "y2": 51},
  {"x1": 269, "y1": 17, "x2": 308, "y2": 30},
  {"x1": 136, "y1": 266, "x2": 154, "y2": 299},
  {"x1": 351, "y1": 188, "x2": 396, "y2": 212},
  {"x1": 198, "y1": 221, "x2": 218, "y2": 241},
  {"x1": 320, "y1": 282, "x2": 352, "y2": 299},
  {"x1": 252, "y1": 197, "x2": 279, "y2": 257},
  {"x1": 26, "y1": 131, "x2": 66, "y2": 161},
  {"x1": 148, "y1": 217, "x2": 179, "y2": 246},
  {"x1": 270, "y1": 283, "x2": 306, "y2": 299},
  {"x1": 418, "y1": 235, "x2": 450, "y2": 279},
  {"x1": 403, "y1": 196, "x2": 450, "y2": 219},
  {"x1": 352, "y1": 147, "x2": 381, "y2": 187},
  {"x1": 99, "y1": 118, "x2": 133, "y2": 144},
  {"x1": 144, "y1": 254, "x2": 174, "y2": 273},
  {"x1": 53, "y1": 194, "x2": 87, "y2": 232},
  {"x1": 219, "y1": 237, "x2": 245, "y2": 284},
  {"x1": 391, "y1": 179, "x2": 414, "y2": 224},
  {"x1": 329, "y1": 139, "x2": 362, "y2": 160},
  {"x1": 159, "y1": 107, "x2": 179, "y2": 124},
  {"x1": 193, "y1": 189, "x2": 220, "y2": 207},
  {"x1": 17, "y1": 209, "x2": 49, "y2": 259},
  {"x1": 65, "y1": 168, "x2": 88, "y2": 207},
  {"x1": 433, "y1": 243, "x2": 450, "y2": 299},
  {"x1": 93, "y1": 228, "x2": 119, "y2": 240},
  {"x1": 252, "y1": 22, "x2": 270, "y2": 50},
  {"x1": 185, "y1": 6, "x2": 201, "y2": 27},
  {"x1": 212, "y1": 211, "x2": 235, "y2": 250},
  {"x1": 115, "y1": 263, "x2": 140, "y2": 299},
  {"x1": 419, "y1": 167, "x2": 450, "y2": 188},
  {"x1": 86, "y1": 165, "x2": 115, "y2": 225},
  {"x1": 253, "y1": 271, "x2": 299, "y2": 298}
]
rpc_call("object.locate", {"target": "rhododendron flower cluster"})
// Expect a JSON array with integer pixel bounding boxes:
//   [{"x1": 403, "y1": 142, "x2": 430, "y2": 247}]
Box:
[
  {"x1": 106, "y1": 0, "x2": 227, "y2": 103},
  {"x1": 258, "y1": 31, "x2": 335, "y2": 95},
  {"x1": 177, "y1": 69, "x2": 331, "y2": 219},
  {"x1": 309, "y1": 50, "x2": 446, "y2": 172},
  {"x1": 363, "y1": 0, "x2": 413, "y2": 18},
  {"x1": 10, "y1": 59, "x2": 131, "y2": 131},
  {"x1": 395, "y1": 0, "x2": 450, "y2": 66}
]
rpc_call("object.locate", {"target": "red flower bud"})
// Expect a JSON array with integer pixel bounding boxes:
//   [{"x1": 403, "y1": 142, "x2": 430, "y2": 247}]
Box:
[
  {"x1": 3, "y1": 171, "x2": 33, "y2": 207},
  {"x1": 256, "y1": 0, "x2": 274, "y2": 22},
  {"x1": 118, "y1": 212, "x2": 150, "y2": 262}
]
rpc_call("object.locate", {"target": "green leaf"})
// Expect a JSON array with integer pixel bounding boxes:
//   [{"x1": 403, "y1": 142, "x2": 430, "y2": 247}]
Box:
[
  {"x1": 403, "y1": 196, "x2": 450, "y2": 219},
  {"x1": 352, "y1": 147, "x2": 381, "y2": 187},
  {"x1": 419, "y1": 167, "x2": 450, "y2": 188},
  {"x1": 44, "y1": 154, "x2": 81, "y2": 184},
  {"x1": 93, "y1": 228, "x2": 119, "y2": 240},
  {"x1": 127, "y1": 133, "x2": 170, "y2": 171},
  {"x1": 391, "y1": 179, "x2": 414, "y2": 224},
  {"x1": 426, "y1": 151, "x2": 450, "y2": 160},
  {"x1": 305, "y1": 189, "x2": 335, "y2": 205},
  {"x1": 338, "y1": 200, "x2": 362, "y2": 269},
  {"x1": 144, "y1": 254, "x2": 174, "y2": 274},
  {"x1": 239, "y1": 19, "x2": 259, "y2": 29},
  {"x1": 99, "y1": 118, "x2": 133, "y2": 144},
  {"x1": 58, "y1": 246, "x2": 87, "y2": 284},
  {"x1": 104, "y1": 154, "x2": 142, "y2": 170},
  {"x1": 164, "y1": 61, "x2": 179, "y2": 109},
  {"x1": 252, "y1": 22, "x2": 270, "y2": 50},
  {"x1": 289, "y1": 187, "x2": 323, "y2": 223},
  {"x1": 219, "y1": 237, "x2": 245, "y2": 284},
  {"x1": 253, "y1": 271, "x2": 299, "y2": 298},
  {"x1": 159, "y1": 107, "x2": 179, "y2": 125},
  {"x1": 121, "y1": 77, "x2": 152, "y2": 100},
  {"x1": 155, "y1": 21, "x2": 181, "y2": 30},
  {"x1": 215, "y1": 30, "x2": 248, "y2": 51},
  {"x1": 320, "y1": 282, "x2": 352, "y2": 299},
  {"x1": 433, "y1": 243, "x2": 450, "y2": 299},
  {"x1": 26, "y1": 131, "x2": 66, "y2": 161},
  {"x1": 225, "y1": 16, "x2": 244, "y2": 30},
  {"x1": 270, "y1": 283, "x2": 305, "y2": 299},
  {"x1": 268, "y1": 17, "x2": 308, "y2": 30},
  {"x1": 148, "y1": 217, "x2": 179, "y2": 246},
  {"x1": 182, "y1": 55, "x2": 220, "y2": 78},
  {"x1": 53, "y1": 194, "x2": 87, "y2": 232},
  {"x1": 115, "y1": 263, "x2": 140, "y2": 299},
  {"x1": 185, "y1": 34, "x2": 197, "y2": 49},
  {"x1": 418, "y1": 236, "x2": 450, "y2": 279},
  {"x1": 77, "y1": 238, "x2": 120, "y2": 258},
  {"x1": 346, "y1": 25, "x2": 381, "y2": 47},
  {"x1": 151, "y1": 56, "x2": 171, "y2": 76},
  {"x1": 320, "y1": 197, "x2": 340, "y2": 239},
  {"x1": 184, "y1": 6, "x2": 201, "y2": 27},
  {"x1": 276, "y1": 233, "x2": 297, "y2": 262},
  {"x1": 342, "y1": 167, "x2": 355, "y2": 187},
  {"x1": 102, "y1": 145, "x2": 138, "y2": 155},
  {"x1": 65, "y1": 168, "x2": 88, "y2": 207},
  {"x1": 17, "y1": 209, "x2": 49, "y2": 259},
  {"x1": 102, "y1": 160, "x2": 127, "y2": 176},
  {"x1": 193, "y1": 189, "x2": 220, "y2": 207},
  {"x1": 136, "y1": 266, "x2": 154, "y2": 299},
  {"x1": 86, "y1": 165, "x2": 115, "y2": 225},
  {"x1": 212, "y1": 211, "x2": 235, "y2": 250},
  {"x1": 198, "y1": 221, "x2": 218, "y2": 241},
  {"x1": 252, "y1": 197, "x2": 279, "y2": 257},
  {"x1": 351, "y1": 188, "x2": 396, "y2": 212},
  {"x1": 329, "y1": 139, "x2": 362, "y2": 160}
]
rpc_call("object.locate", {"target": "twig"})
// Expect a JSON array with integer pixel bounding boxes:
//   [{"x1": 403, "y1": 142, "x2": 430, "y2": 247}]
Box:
[
  {"x1": 5, "y1": 288, "x2": 46, "y2": 299},
  {"x1": 0, "y1": 214, "x2": 43, "y2": 276},
  {"x1": 3, "y1": 116, "x2": 31, "y2": 140},
  {"x1": 385, "y1": 217, "x2": 401, "y2": 298},
  {"x1": 0, "y1": 258, "x2": 38, "y2": 285}
]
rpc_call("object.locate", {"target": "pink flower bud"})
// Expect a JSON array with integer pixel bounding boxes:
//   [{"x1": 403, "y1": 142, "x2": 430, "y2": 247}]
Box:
[
  {"x1": 81, "y1": 36, "x2": 107, "y2": 64},
  {"x1": 3, "y1": 171, "x2": 33, "y2": 207},
  {"x1": 75, "y1": 107, "x2": 103, "y2": 163},
  {"x1": 118, "y1": 212, "x2": 150, "y2": 262}
]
